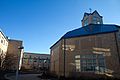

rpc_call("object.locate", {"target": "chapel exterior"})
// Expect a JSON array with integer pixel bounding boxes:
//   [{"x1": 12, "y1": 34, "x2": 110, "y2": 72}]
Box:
[{"x1": 50, "y1": 10, "x2": 120, "y2": 78}]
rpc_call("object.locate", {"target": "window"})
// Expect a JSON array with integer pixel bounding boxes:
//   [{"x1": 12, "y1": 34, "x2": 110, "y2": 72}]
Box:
[
  {"x1": 80, "y1": 55, "x2": 86, "y2": 58},
  {"x1": 29, "y1": 55, "x2": 32, "y2": 59},
  {"x1": 87, "y1": 59, "x2": 93, "y2": 63},
  {"x1": 29, "y1": 59, "x2": 33, "y2": 63},
  {"x1": 98, "y1": 59, "x2": 105, "y2": 66},
  {"x1": 1, "y1": 37, "x2": 4, "y2": 44},
  {"x1": 92, "y1": 16, "x2": 101, "y2": 24},
  {"x1": 34, "y1": 57, "x2": 37, "y2": 62},
  {"x1": 98, "y1": 54, "x2": 104, "y2": 59},
  {"x1": 93, "y1": 55, "x2": 96, "y2": 58},
  {"x1": 81, "y1": 60, "x2": 87, "y2": 64},
  {"x1": 81, "y1": 66, "x2": 96, "y2": 72},
  {"x1": 24, "y1": 55, "x2": 27, "y2": 58},
  {"x1": 39, "y1": 60, "x2": 42, "y2": 63},
  {"x1": 80, "y1": 54, "x2": 96, "y2": 59},
  {"x1": 1, "y1": 39, "x2": 3, "y2": 43},
  {"x1": 84, "y1": 18, "x2": 88, "y2": 26},
  {"x1": 75, "y1": 54, "x2": 105, "y2": 72},
  {"x1": 75, "y1": 60, "x2": 80, "y2": 71},
  {"x1": 93, "y1": 17, "x2": 97, "y2": 21},
  {"x1": 86, "y1": 54, "x2": 93, "y2": 58}
]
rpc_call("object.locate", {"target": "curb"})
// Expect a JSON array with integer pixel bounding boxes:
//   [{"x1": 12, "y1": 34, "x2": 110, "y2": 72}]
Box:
[{"x1": 4, "y1": 73, "x2": 14, "y2": 80}]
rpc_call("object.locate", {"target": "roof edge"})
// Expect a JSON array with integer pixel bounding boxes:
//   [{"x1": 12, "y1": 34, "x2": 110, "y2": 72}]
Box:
[
  {"x1": 0, "y1": 30, "x2": 9, "y2": 42},
  {"x1": 24, "y1": 52, "x2": 50, "y2": 55},
  {"x1": 8, "y1": 39, "x2": 23, "y2": 42},
  {"x1": 50, "y1": 24, "x2": 120, "y2": 49}
]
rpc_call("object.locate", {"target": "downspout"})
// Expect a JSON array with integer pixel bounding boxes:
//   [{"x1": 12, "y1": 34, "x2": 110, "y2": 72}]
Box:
[
  {"x1": 114, "y1": 32, "x2": 120, "y2": 64},
  {"x1": 63, "y1": 38, "x2": 66, "y2": 78}
]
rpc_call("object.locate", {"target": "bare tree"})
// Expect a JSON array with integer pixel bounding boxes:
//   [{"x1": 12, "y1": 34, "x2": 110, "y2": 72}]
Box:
[
  {"x1": 2, "y1": 53, "x2": 17, "y2": 71},
  {"x1": 0, "y1": 53, "x2": 6, "y2": 71}
]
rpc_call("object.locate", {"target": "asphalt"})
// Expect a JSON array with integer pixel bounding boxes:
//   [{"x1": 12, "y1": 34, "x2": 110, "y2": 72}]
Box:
[{"x1": 5, "y1": 73, "x2": 58, "y2": 80}]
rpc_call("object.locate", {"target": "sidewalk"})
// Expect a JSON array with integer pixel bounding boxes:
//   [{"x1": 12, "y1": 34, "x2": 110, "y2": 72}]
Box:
[{"x1": 5, "y1": 74, "x2": 41, "y2": 80}]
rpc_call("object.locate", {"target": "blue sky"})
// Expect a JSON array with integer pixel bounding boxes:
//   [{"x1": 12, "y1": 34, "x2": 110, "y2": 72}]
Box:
[{"x1": 0, "y1": 0, "x2": 120, "y2": 54}]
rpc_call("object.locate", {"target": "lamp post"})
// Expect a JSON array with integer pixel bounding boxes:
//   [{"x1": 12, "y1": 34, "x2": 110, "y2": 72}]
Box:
[{"x1": 16, "y1": 46, "x2": 24, "y2": 80}]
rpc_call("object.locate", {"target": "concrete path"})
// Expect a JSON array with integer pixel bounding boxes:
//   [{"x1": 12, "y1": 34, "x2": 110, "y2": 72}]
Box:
[{"x1": 6, "y1": 74, "x2": 42, "y2": 80}]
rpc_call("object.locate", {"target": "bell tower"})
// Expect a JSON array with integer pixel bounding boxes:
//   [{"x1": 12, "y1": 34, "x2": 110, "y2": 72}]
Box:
[{"x1": 81, "y1": 10, "x2": 103, "y2": 27}]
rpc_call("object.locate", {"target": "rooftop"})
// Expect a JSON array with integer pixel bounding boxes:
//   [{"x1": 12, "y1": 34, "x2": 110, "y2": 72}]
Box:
[
  {"x1": 24, "y1": 52, "x2": 50, "y2": 55},
  {"x1": 50, "y1": 24, "x2": 120, "y2": 49},
  {"x1": 63, "y1": 24, "x2": 120, "y2": 38},
  {"x1": 0, "y1": 29, "x2": 9, "y2": 41}
]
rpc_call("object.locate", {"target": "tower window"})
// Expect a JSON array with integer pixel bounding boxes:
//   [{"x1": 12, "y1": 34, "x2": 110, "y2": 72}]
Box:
[{"x1": 84, "y1": 18, "x2": 88, "y2": 26}]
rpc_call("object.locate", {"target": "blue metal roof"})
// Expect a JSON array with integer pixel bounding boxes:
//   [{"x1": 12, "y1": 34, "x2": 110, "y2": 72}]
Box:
[
  {"x1": 50, "y1": 24, "x2": 120, "y2": 49},
  {"x1": 62, "y1": 24, "x2": 119, "y2": 38}
]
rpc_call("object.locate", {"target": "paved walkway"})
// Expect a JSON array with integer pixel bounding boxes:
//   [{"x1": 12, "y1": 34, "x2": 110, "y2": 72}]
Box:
[{"x1": 6, "y1": 74, "x2": 42, "y2": 80}]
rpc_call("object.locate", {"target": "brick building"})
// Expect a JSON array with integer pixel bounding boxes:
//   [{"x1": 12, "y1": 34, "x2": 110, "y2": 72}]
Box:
[
  {"x1": 22, "y1": 52, "x2": 50, "y2": 71},
  {"x1": 50, "y1": 10, "x2": 120, "y2": 78},
  {"x1": 0, "y1": 30, "x2": 8, "y2": 69},
  {"x1": 7, "y1": 39, "x2": 24, "y2": 70}
]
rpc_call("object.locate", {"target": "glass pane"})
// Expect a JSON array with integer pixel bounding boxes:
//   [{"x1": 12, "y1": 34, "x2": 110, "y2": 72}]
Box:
[{"x1": 98, "y1": 54, "x2": 104, "y2": 58}]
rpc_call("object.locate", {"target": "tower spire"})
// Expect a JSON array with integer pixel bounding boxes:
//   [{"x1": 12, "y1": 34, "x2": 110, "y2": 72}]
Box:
[{"x1": 89, "y1": 8, "x2": 92, "y2": 13}]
